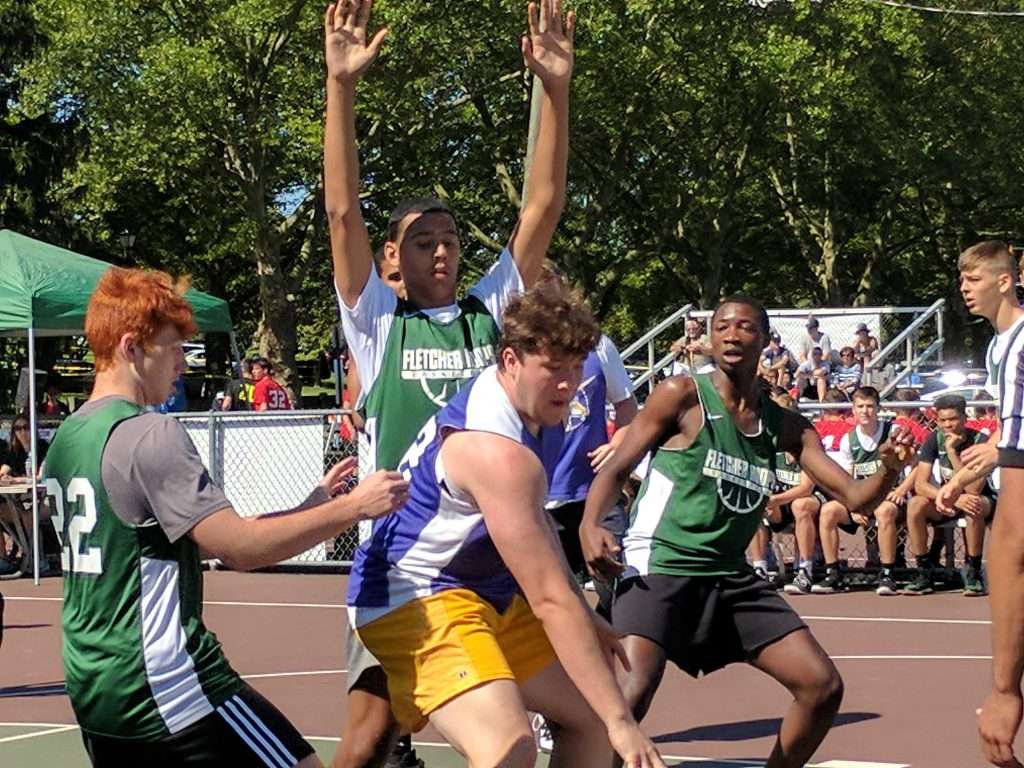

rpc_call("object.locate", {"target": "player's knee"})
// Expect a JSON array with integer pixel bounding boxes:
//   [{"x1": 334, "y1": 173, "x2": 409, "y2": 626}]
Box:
[
  {"x1": 472, "y1": 728, "x2": 535, "y2": 768},
  {"x1": 800, "y1": 661, "x2": 844, "y2": 712},
  {"x1": 622, "y1": 671, "x2": 660, "y2": 720},
  {"x1": 821, "y1": 503, "x2": 844, "y2": 527},
  {"x1": 875, "y1": 506, "x2": 895, "y2": 527}
]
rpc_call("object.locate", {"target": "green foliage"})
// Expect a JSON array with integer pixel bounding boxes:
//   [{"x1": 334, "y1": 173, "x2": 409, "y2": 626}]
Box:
[{"x1": 3, "y1": 0, "x2": 1022, "y2": 370}]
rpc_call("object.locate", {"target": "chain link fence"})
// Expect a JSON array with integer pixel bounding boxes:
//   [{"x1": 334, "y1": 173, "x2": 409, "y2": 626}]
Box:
[{"x1": 171, "y1": 409, "x2": 360, "y2": 567}]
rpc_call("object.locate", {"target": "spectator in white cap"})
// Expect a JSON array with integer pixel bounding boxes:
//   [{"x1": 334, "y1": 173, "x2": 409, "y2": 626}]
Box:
[
  {"x1": 799, "y1": 316, "x2": 833, "y2": 363},
  {"x1": 850, "y1": 322, "x2": 879, "y2": 363}
]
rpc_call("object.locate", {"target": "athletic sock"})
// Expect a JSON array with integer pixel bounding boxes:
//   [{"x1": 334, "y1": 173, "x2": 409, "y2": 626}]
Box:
[
  {"x1": 753, "y1": 559, "x2": 768, "y2": 572},
  {"x1": 914, "y1": 552, "x2": 934, "y2": 570},
  {"x1": 881, "y1": 562, "x2": 895, "y2": 576},
  {"x1": 968, "y1": 555, "x2": 983, "y2": 571},
  {"x1": 799, "y1": 559, "x2": 814, "y2": 574}
]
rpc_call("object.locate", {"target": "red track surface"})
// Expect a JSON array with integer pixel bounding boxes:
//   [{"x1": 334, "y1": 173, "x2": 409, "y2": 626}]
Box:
[{"x1": 0, "y1": 571, "x2": 1000, "y2": 766}]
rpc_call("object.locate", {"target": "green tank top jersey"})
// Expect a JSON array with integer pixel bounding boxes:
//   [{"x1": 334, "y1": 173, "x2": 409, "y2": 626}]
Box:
[
  {"x1": 362, "y1": 295, "x2": 500, "y2": 471},
  {"x1": 45, "y1": 400, "x2": 240, "y2": 738},
  {"x1": 622, "y1": 374, "x2": 785, "y2": 577},
  {"x1": 935, "y1": 427, "x2": 985, "y2": 482},
  {"x1": 774, "y1": 451, "x2": 802, "y2": 489},
  {"x1": 848, "y1": 421, "x2": 892, "y2": 478}
]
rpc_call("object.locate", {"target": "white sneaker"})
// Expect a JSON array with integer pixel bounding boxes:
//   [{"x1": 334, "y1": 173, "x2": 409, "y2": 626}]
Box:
[{"x1": 531, "y1": 712, "x2": 554, "y2": 752}]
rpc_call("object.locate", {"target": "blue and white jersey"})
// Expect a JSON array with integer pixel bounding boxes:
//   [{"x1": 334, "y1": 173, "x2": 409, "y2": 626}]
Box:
[
  {"x1": 347, "y1": 365, "x2": 564, "y2": 627},
  {"x1": 547, "y1": 335, "x2": 633, "y2": 505}
]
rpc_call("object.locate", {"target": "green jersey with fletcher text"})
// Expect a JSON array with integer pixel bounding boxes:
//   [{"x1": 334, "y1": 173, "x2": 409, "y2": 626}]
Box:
[
  {"x1": 622, "y1": 373, "x2": 785, "y2": 576},
  {"x1": 847, "y1": 421, "x2": 892, "y2": 478},
  {"x1": 44, "y1": 400, "x2": 240, "y2": 738}
]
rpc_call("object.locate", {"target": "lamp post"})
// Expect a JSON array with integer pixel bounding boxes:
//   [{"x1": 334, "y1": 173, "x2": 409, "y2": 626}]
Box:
[{"x1": 119, "y1": 229, "x2": 136, "y2": 261}]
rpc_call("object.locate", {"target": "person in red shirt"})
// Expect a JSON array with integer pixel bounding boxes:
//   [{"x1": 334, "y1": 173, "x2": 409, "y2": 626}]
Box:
[
  {"x1": 249, "y1": 356, "x2": 292, "y2": 411},
  {"x1": 814, "y1": 388, "x2": 853, "y2": 456},
  {"x1": 891, "y1": 387, "x2": 932, "y2": 445}
]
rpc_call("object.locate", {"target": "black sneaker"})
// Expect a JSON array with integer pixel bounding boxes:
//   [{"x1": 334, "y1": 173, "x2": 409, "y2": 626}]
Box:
[
  {"x1": 902, "y1": 568, "x2": 934, "y2": 596},
  {"x1": 783, "y1": 569, "x2": 813, "y2": 595},
  {"x1": 385, "y1": 739, "x2": 426, "y2": 768},
  {"x1": 811, "y1": 567, "x2": 847, "y2": 594},
  {"x1": 875, "y1": 573, "x2": 899, "y2": 596}
]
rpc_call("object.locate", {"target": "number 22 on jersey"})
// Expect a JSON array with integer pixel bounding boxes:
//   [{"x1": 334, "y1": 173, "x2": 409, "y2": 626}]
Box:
[{"x1": 45, "y1": 477, "x2": 103, "y2": 575}]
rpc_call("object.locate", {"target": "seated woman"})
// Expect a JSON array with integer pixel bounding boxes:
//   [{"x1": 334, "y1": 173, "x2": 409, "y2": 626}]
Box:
[{"x1": 0, "y1": 414, "x2": 53, "y2": 573}]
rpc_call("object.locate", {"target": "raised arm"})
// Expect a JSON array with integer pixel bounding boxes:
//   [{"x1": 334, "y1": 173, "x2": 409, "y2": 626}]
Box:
[
  {"x1": 443, "y1": 432, "x2": 663, "y2": 767},
  {"x1": 324, "y1": 0, "x2": 389, "y2": 306},
  {"x1": 508, "y1": 0, "x2": 574, "y2": 288}
]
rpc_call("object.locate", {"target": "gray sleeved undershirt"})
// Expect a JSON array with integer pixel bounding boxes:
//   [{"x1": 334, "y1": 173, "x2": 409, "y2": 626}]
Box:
[{"x1": 84, "y1": 398, "x2": 232, "y2": 542}]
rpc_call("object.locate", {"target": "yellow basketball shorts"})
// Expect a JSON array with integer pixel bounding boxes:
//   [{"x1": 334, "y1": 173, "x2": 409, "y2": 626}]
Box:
[{"x1": 355, "y1": 588, "x2": 556, "y2": 731}]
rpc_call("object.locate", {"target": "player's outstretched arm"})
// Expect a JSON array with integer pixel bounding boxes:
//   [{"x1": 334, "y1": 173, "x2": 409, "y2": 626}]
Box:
[
  {"x1": 508, "y1": 0, "x2": 574, "y2": 288},
  {"x1": 324, "y1": 0, "x2": 388, "y2": 307},
  {"x1": 581, "y1": 377, "x2": 696, "y2": 578},
  {"x1": 189, "y1": 459, "x2": 407, "y2": 571},
  {"x1": 443, "y1": 432, "x2": 665, "y2": 768},
  {"x1": 978, "y1": 466, "x2": 1024, "y2": 768},
  {"x1": 783, "y1": 412, "x2": 912, "y2": 513}
]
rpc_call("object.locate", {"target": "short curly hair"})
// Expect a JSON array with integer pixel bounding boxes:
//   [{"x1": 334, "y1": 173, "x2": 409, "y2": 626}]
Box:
[
  {"x1": 498, "y1": 279, "x2": 600, "y2": 366},
  {"x1": 86, "y1": 267, "x2": 196, "y2": 372}
]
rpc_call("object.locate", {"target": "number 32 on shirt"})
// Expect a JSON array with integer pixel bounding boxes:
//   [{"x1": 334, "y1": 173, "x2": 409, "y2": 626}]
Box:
[{"x1": 45, "y1": 477, "x2": 103, "y2": 575}]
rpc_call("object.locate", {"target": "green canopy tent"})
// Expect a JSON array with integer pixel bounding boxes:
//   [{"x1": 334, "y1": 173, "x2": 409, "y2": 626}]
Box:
[{"x1": 0, "y1": 229, "x2": 238, "y2": 583}]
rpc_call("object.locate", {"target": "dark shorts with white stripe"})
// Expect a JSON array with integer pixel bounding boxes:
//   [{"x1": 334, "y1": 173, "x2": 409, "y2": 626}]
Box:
[{"x1": 80, "y1": 683, "x2": 315, "y2": 768}]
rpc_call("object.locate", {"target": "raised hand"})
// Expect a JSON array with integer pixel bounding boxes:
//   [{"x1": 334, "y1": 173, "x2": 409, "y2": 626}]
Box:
[
  {"x1": 522, "y1": 0, "x2": 575, "y2": 88},
  {"x1": 325, "y1": 0, "x2": 388, "y2": 85}
]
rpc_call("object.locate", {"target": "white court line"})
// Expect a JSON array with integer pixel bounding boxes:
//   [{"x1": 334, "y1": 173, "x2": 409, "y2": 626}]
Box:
[
  {"x1": 0, "y1": 724, "x2": 78, "y2": 744},
  {"x1": 0, "y1": 724, "x2": 906, "y2": 766},
  {"x1": 832, "y1": 654, "x2": 989, "y2": 660},
  {"x1": 805, "y1": 614, "x2": 989, "y2": 626},
  {"x1": 241, "y1": 668, "x2": 347, "y2": 680},
  {"x1": 4, "y1": 596, "x2": 346, "y2": 609}
]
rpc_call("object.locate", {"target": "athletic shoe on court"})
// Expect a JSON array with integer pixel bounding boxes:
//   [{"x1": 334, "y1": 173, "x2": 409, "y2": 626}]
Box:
[
  {"x1": 902, "y1": 569, "x2": 934, "y2": 596},
  {"x1": 875, "y1": 573, "x2": 899, "y2": 596},
  {"x1": 384, "y1": 737, "x2": 425, "y2": 768},
  {"x1": 753, "y1": 566, "x2": 771, "y2": 583},
  {"x1": 811, "y1": 567, "x2": 847, "y2": 594},
  {"x1": 783, "y1": 569, "x2": 813, "y2": 595},
  {"x1": 963, "y1": 567, "x2": 987, "y2": 597},
  {"x1": 531, "y1": 712, "x2": 554, "y2": 753}
]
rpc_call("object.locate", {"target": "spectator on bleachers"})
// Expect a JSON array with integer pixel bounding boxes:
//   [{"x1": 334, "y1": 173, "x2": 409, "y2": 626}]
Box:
[
  {"x1": 904, "y1": 394, "x2": 992, "y2": 596},
  {"x1": 850, "y1": 322, "x2": 879, "y2": 363},
  {"x1": 795, "y1": 346, "x2": 830, "y2": 401},
  {"x1": 814, "y1": 388, "x2": 853, "y2": 460},
  {"x1": 799, "y1": 316, "x2": 833, "y2": 362},
  {"x1": 750, "y1": 391, "x2": 824, "y2": 596},
  {"x1": 813, "y1": 386, "x2": 906, "y2": 596},
  {"x1": 759, "y1": 329, "x2": 794, "y2": 388},
  {"x1": 892, "y1": 387, "x2": 932, "y2": 445},
  {"x1": 831, "y1": 347, "x2": 862, "y2": 396},
  {"x1": 669, "y1": 317, "x2": 713, "y2": 375},
  {"x1": 968, "y1": 391, "x2": 999, "y2": 436}
]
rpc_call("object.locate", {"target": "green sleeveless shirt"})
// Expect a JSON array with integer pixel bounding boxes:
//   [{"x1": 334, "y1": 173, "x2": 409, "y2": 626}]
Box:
[
  {"x1": 622, "y1": 374, "x2": 784, "y2": 576},
  {"x1": 45, "y1": 400, "x2": 240, "y2": 738},
  {"x1": 848, "y1": 421, "x2": 892, "y2": 478},
  {"x1": 362, "y1": 295, "x2": 500, "y2": 471},
  {"x1": 934, "y1": 426, "x2": 985, "y2": 482},
  {"x1": 774, "y1": 451, "x2": 802, "y2": 489}
]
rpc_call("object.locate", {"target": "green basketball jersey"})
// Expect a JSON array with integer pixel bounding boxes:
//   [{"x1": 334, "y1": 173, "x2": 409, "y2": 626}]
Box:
[
  {"x1": 622, "y1": 373, "x2": 784, "y2": 577},
  {"x1": 362, "y1": 295, "x2": 499, "y2": 471},
  {"x1": 934, "y1": 427, "x2": 985, "y2": 482},
  {"x1": 774, "y1": 451, "x2": 802, "y2": 489},
  {"x1": 848, "y1": 421, "x2": 892, "y2": 478},
  {"x1": 44, "y1": 399, "x2": 240, "y2": 738}
]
